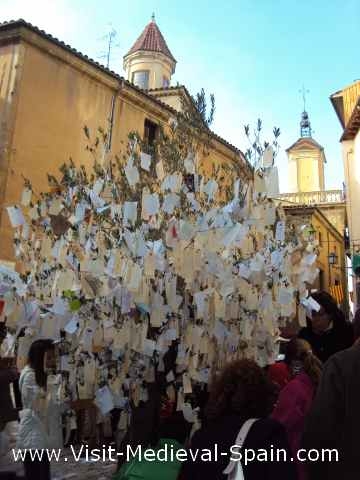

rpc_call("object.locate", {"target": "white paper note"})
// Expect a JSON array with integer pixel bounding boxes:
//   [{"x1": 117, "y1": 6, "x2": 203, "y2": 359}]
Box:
[
  {"x1": 21, "y1": 188, "x2": 32, "y2": 207},
  {"x1": 142, "y1": 193, "x2": 160, "y2": 219},
  {"x1": 156, "y1": 160, "x2": 165, "y2": 180},
  {"x1": 64, "y1": 317, "x2": 78, "y2": 334},
  {"x1": 140, "y1": 152, "x2": 152, "y2": 171},
  {"x1": 7, "y1": 206, "x2": 25, "y2": 228},
  {"x1": 95, "y1": 386, "x2": 114, "y2": 415},
  {"x1": 275, "y1": 221, "x2": 286, "y2": 242},
  {"x1": 162, "y1": 193, "x2": 180, "y2": 215},
  {"x1": 123, "y1": 202, "x2": 138, "y2": 226},
  {"x1": 124, "y1": 163, "x2": 139, "y2": 188}
]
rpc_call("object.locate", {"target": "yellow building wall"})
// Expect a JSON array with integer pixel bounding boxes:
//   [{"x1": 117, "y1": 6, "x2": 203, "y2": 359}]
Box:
[
  {"x1": 312, "y1": 212, "x2": 347, "y2": 308},
  {"x1": 0, "y1": 42, "x2": 23, "y2": 219},
  {"x1": 288, "y1": 148, "x2": 324, "y2": 193},
  {"x1": 318, "y1": 205, "x2": 346, "y2": 237},
  {"x1": 1, "y1": 40, "x2": 117, "y2": 260},
  {"x1": 151, "y1": 93, "x2": 183, "y2": 112},
  {"x1": 284, "y1": 208, "x2": 348, "y2": 310},
  {"x1": 0, "y1": 34, "x2": 249, "y2": 261}
]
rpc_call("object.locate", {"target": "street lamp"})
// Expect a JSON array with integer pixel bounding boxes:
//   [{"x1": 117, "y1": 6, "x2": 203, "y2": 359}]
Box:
[{"x1": 328, "y1": 252, "x2": 338, "y2": 266}]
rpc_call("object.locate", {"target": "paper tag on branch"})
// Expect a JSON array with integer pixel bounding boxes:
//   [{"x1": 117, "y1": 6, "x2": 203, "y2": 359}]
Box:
[
  {"x1": 142, "y1": 193, "x2": 160, "y2": 219},
  {"x1": 21, "y1": 188, "x2": 32, "y2": 207},
  {"x1": 7, "y1": 206, "x2": 25, "y2": 228},
  {"x1": 275, "y1": 221, "x2": 285, "y2": 242},
  {"x1": 95, "y1": 386, "x2": 114, "y2": 415},
  {"x1": 155, "y1": 159, "x2": 165, "y2": 181},
  {"x1": 125, "y1": 161, "x2": 139, "y2": 187},
  {"x1": 140, "y1": 152, "x2": 152, "y2": 171},
  {"x1": 123, "y1": 202, "x2": 137, "y2": 226}
]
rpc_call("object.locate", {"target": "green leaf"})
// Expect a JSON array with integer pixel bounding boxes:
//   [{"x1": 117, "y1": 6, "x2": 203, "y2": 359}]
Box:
[{"x1": 69, "y1": 298, "x2": 82, "y2": 312}]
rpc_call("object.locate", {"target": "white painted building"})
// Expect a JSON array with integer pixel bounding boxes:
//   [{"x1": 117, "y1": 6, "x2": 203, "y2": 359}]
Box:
[{"x1": 331, "y1": 80, "x2": 360, "y2": 306}]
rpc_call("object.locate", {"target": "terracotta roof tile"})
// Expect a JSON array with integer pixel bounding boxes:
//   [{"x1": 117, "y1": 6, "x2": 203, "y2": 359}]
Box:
[{"x1": 125, "y1": 19, "x2": 176, "y2": 62}]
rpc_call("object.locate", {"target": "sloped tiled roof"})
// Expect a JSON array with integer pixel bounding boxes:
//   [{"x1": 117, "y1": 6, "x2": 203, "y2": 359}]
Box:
[
  {"x1": 330, "y1": 80, "x2": 360, "y2": 129},
  {"x1": 125, "y1": 18, "x2": 176, "y2": 62}
]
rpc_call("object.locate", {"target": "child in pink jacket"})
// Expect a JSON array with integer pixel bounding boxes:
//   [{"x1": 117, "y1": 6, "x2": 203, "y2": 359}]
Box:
[{"x1": 272, "y1": 339, "x2": 322, "y2": 480}]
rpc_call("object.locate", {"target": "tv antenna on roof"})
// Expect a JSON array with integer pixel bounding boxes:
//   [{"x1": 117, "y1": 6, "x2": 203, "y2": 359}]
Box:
[{"x1": 97, "y1": 25, "x2": 120, "y2": 69}]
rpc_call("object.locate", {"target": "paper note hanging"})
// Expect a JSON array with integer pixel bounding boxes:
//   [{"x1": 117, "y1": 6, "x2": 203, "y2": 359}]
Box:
[
  {"x1": 7, "y1": 206, "x2": 25, "y2": 228},
  {"x1": 263, "y1": 146, "x2": 274, "y2": 167},
  {"x1": 182, "y1": 373, "x2": 192, "y2": 394},
  {"x1": 21, "y1": 188, "x2": 32, "y2": 207},
  {"x1": 140, "y1": 152, "x2": 152, "y2": 171},
  {"x1": 124, "y1": 161, "x2": 139, "y2": 188},
  {"x1": 123, "y1": 202, "x2": 138, "y2": 226},
  {"x1": 156, "y1": 160, "x2": 165, "y2": 180},
  {"x1": 184, "y1": 152, "x2": 196, "y2": 174},
  {"x1": 94, "y1": 386, "x2": 114, "y2": 415},
  {"x1": 142, "y1": 193, "x2": 160, "y2": 219},
  {"x1": 162, "y1": 193, "x2": 180, "y2": 215},
  {"x1": 48, "y1": 198, "x2": 63, "y2": 216},
  {"x1": 275, "y1": 221, "x2": 286, "y2": 242}
]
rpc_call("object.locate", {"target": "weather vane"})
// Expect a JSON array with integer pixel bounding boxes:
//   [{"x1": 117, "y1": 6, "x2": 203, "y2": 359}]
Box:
[
  {"x1": 299, "y1": 85, "x2": 309, "y2": 112},
  {"x1": 299, "y1": 85, "x2": 313, "y2": 137}
]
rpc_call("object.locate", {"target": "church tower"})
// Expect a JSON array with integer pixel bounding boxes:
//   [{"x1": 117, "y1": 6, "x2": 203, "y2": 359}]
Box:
[
  {"x1": 123, "y1": 15, "x2": 176, "y2": 90},
  {"x1": 287, "y1": 109, "x2": 326, "y2": 193}
]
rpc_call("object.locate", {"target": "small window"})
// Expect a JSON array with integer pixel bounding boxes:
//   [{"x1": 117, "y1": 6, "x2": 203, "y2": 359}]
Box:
[
  {"x1": 163, "y1": 76, "x2": 170, "y2": 88},
  {"x1": 132, "y1": 70, "x2": 149, "y2": 90},
  {"x1": 143, "y1": 119, "x2": 158, "y2": 154}
]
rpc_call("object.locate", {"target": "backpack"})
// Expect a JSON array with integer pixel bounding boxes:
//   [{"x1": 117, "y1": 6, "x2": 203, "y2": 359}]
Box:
[
  {"x1": 223, "y1": 419, "x2": 258, "y2": 480},
  {"x1": 113, "y1": 438, "x2": 183, "y2": 480}
]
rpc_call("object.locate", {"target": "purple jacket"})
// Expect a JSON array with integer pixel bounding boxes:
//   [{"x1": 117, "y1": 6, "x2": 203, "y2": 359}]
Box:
[{"x1": 272, "y1": 372, "x2": 314, "y2": 480}]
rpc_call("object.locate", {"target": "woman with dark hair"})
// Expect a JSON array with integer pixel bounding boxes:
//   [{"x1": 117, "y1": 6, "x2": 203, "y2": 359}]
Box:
[
  {"x1": 298, "y1": 291, "x2": 353, "y2": 363},
  {"x1": 272, "y1": 339, "x2": 322, "y2": 480},
  {"x1": 182, "y1": 359, "x2": 297, "y2": 480},
  {"x1": 17, "y1": 339, "x2": 59, "y2": 480}
]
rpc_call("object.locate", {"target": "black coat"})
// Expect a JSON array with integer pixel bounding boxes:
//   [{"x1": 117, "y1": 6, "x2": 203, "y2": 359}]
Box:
[
  {"x1": 302, "y1": 345, "x2": 360, "y2": 479},
  {"x1": 182, "y1": 415, "x2": 297, "y2": 480},
  {"x1": 298, "y1": 320, "x2": 353, "y2": 363},
  {"x1": 0, "y1": 367, "x2": 18, "y2": 428}
]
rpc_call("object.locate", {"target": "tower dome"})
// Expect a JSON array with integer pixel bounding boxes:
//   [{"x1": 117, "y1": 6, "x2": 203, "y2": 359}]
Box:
[{"x1": 123, "y1": 15, "x2": 176, "y2": 90}]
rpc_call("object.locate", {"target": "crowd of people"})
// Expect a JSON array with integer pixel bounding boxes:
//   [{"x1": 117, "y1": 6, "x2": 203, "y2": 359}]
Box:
[{"x1": 0, "y1": 290, "x2": 359, "y2": 480}]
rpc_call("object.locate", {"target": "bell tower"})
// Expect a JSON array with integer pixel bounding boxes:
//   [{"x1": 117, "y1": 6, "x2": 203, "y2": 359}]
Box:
[
  {"x1": 123, "y1": 14, "x2": 176, "y2": 90},
  {"x1": 287, "y1": 90, "x2": 326, "y2": 193}
]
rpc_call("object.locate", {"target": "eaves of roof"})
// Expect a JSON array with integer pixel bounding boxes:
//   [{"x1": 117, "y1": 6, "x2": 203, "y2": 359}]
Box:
[
  {"x1": 286, "y1": 136, "x2": 324, "y2": 153},
  {"x1": 340, "y1": 96, "x2": 360, "y2": 141}
]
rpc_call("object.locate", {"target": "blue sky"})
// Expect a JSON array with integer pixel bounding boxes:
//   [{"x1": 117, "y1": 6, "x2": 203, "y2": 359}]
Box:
[{"x1": 2, "y1": 0, "x2": 360, "y2": 191}]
